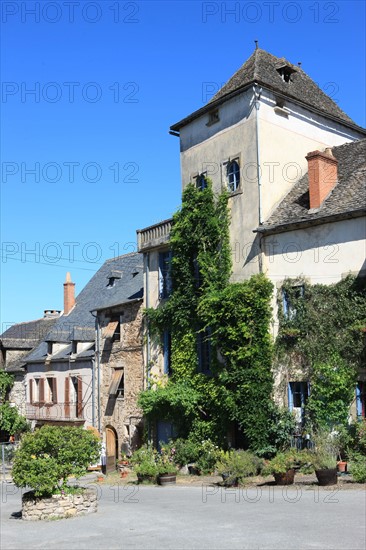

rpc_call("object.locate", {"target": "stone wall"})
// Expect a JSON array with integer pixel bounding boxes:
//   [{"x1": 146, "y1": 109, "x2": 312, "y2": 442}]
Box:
[
  {"x1": 100, "y1": 301, "x2": 144, "y2": 456},
  {"x1": 22, "y1": 488, "x2": 97, "y2": 520}
]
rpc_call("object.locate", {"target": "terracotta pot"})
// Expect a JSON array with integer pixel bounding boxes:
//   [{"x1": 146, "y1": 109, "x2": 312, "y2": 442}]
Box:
[
  {"x1": 315, "y1": 468, "x2": 338, "y2": 486},
  {"x1": 274, "y1": 469, "x2": 295, "y2": 485},
  {"x1": 337, "y1": 461, "x2": 347, "y2": 473}
]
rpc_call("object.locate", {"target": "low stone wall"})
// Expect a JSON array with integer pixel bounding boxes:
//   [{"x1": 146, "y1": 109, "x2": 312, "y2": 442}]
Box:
[{"x1": 22, "y1": 488, "x2": 98, "y2": 520}]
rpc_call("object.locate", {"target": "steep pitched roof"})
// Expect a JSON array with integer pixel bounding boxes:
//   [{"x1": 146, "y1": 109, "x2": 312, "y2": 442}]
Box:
[
  {"x1": 25, "y1": 253, "x2": 143, "y2": 363},
  {"x1": 0, "y1": 317, "x2": 58, "y2": 349},
  {"x1": 258, "y1": 139, "x2": 366, "y2": 234},
  {"x1": 170, "y1": 48, "x2": 365, "y2": 133}
]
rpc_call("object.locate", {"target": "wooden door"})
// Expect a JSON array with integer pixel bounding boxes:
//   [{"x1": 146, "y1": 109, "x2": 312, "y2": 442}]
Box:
[{"x1": 106, "y1": 427, "x2": 117, "y2": 473}]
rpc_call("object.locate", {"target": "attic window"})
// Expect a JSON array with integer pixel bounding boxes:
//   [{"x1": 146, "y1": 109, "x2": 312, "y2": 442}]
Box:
[
  {"x1": 47, "y1": 342, "x2": 53, "y2": 355},
  {"x1": 276, "y1": 64, "x2": 297, "y2": 83},
  {"x1": 106, "y1": 270, "x2": 122, "y2": 288},
  {"x1": 206, "y1": 109, "x2": 220, "y2": 126}
]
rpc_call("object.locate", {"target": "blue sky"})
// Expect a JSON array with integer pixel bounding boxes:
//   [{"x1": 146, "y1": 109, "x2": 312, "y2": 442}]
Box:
[{"x1": 1, "y1": 0, "x2": 365, "y2": 327}]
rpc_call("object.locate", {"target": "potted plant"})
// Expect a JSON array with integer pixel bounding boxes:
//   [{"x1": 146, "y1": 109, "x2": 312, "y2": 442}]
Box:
[
  {"x1": 130, "y1": 445, "x2": 159, "y2": 483},
  {"x1": 216, "y1": 450, "x2": 260, "y2": 487},
  {"x1": 157, "y1": 443, "x2": 177, "y2": 486},
  {"x1": 310, "y1": 451, "x2": 338, "y2": 485},
  {"x1": 262, "y1": 450, "x2": 303, "y2": 485}
]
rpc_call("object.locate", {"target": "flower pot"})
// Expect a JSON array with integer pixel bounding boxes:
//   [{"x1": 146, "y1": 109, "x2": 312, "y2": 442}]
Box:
[
  {"x1": 315, "y1": 468, "x2": 337, "y2": 486},
  {"x1": 120, "y1": 470, "x2": 128, "y2": 478},
  {"x1": 221, "y1": 473, "x2": 238, "y2": 487},
  {"x1": 273, "y1": 469, "x2": 295, "y2": 485},
  {"x1": 158, "y1": 473, "x2": 176, "y2": 486},
  {"x1": 137, "y1": 473, "x2": 156, "y2": 483},
  {"x1": 337, "y1": 461, "x2": 347, "y2": 473}
]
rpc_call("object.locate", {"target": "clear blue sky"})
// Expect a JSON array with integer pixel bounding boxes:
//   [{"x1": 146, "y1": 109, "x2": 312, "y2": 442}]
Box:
[{"x1": 1, "y1": 0, "x2": 365, "y2": 327}]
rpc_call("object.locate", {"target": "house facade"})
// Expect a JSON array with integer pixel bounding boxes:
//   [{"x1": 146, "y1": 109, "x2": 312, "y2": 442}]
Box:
[
  {"x1": 0, "y1": 311, "x2": 60, "y2": 438},
  {"x1": 138, "y1": 47, "x2": 366, "y2": 440},
  {"x1": 23, "y1": 253, "x2": 144, "y2": 468}
]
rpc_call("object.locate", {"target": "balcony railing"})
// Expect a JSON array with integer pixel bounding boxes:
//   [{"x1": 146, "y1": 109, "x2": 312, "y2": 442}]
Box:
[
  {"x1": 137, "y1": 219, "x2": 172, "y2": 252},
  {"x1": 26, "y1": 402, "x2": 85, "y2": 423}
]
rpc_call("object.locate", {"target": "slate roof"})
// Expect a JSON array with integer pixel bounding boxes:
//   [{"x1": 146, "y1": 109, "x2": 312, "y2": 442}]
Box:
[
  {"x1": 258, "y1": 139, "x2": 366, "y2": 234},
  {"x1": 25, "y1": 253, "x2": 143, "y2": 363},
  {"x1": 170, "y1": 48, "x2": 365, "y2": 133},
  {"x1": 0, "y1": 316, "x2": 59, "y2": 372}
]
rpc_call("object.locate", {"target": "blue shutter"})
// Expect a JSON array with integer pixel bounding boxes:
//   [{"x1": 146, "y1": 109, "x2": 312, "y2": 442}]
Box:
[
  {"x1": 288, "y1": 383, "x2": 294, "y2": 411},
  {"x1": 356, "y1": 383, "x2": 363, "y2": 417}
]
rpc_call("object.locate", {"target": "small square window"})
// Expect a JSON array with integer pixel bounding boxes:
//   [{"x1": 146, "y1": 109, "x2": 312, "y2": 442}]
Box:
[
  {"x1": 206, "y1": 109, "x2": 220, "y2": 126},
  {"x1": 194, "y1": 173, "x2": 208, "y2": 190},
  {"x1": 282, "y1": 285, "x2": 304, "y2": 319},
  {"x1": 226, "y1": 160, "x2": 240, "y2": 193}
]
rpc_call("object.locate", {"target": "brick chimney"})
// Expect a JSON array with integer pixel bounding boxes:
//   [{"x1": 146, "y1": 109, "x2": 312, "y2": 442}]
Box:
[
  {"x1": 306, "y1": 148, "x2": 338, "y2": 210},
  {"x1": 63, "y1": 272, "x2": 75, "y2": 315}
]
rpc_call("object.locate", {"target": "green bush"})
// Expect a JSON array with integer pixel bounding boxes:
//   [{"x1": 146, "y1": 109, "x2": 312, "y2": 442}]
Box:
[
  {"x1": 12, "y1": 426, "x2": 100, "y2": 497},
  {"x1": 0, "y1": 402, "x2": 29, "y2": 436},
  {"x1": 349, "y1": 455, "x2": 366, "y2": 483},
  {"x1": 216, "y1": 450, "x2": 260, "y2": 484},
  {"x1": 130, "y1": 444, "x2": 159, "y2": 478},
  {"x1": 195, "y1": 440, "x2": 221, "y2": 474},
  {"x1": 263, "y1": 450, "x2": 306, "y2": 475},
  {"x1": 172, "y1": 438, "x2": 200, "y2": 466}
]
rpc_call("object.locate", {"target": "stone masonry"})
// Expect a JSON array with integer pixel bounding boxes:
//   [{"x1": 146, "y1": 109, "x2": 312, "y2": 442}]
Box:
[{"x1": 22, "y1": 488, "x2": 98, "y2": 520}]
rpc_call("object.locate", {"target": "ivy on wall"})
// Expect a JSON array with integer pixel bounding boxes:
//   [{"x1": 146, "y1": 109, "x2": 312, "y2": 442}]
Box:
[
  {"x1": 276, "y1": 275, "x2": 366, "y2": 430},
  {"x1": 139, "y1": 181, "x2": 275, "y2": 450}
]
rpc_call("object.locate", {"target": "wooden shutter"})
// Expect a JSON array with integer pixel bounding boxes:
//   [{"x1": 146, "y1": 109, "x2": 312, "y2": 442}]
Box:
[
  {"x1": 52, "y1": 378, "x2": 58, "y2": 404},
  {"x1": 77, "y1": 377, "x2": 83, "y2": 418},
  {"x1": 64, "y1": 377, "x2": 70, "y2": 417},
  {"x1": 39, "y1": 378, "x2": 45, "y2": 404},
  {"x1": 29, "y1": 379, "x2": 33, "y2": 404}
]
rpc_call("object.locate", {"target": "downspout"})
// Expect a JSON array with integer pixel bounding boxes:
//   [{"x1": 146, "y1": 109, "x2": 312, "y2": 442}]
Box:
[
  {"x1": 91, "y1": 357, "x2": 95, "y2": 428},
  {"x1": 91, "y1": 311, "x2": 101, "y2": 434},
  {"x1": 144, "y1": 252, "x2": 152, "y2": 445}
]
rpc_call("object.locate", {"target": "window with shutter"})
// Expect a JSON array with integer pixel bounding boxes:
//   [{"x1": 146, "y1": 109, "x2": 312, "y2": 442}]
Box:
[
  {"x1": 29, "y1": 379, "x2": 33, "y2": 404},
  {"x1": 77, "y1": 377, "x2": 83, "y2": 418},
  {"x1": 64, "y1": 377, "x2": 70, "y2": 417},
  {"x1": 39, "y1": 378, "x2": 45, "y2": 404}
]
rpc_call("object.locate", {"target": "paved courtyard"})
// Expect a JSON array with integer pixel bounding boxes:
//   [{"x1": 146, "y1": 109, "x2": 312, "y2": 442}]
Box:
[{"x1": 1, "y1": 482, "x2": 365, "y2": 550}]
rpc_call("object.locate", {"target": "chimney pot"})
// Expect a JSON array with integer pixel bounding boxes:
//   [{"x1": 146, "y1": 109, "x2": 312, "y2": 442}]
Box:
[
  {"x1": 63, "y1": 273, "x2": 75, "y2": 315},
  {"x1": 305, "y1": 148, "x2": 338, "y2": 210}
]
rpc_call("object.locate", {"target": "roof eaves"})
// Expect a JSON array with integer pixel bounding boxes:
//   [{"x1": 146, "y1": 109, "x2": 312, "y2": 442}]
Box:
[
  {"x1": 170, "y1": 81, "x2": 366, "y2": 135},
  {"x1": 255, "y1": 209, "x2": 366, "y2": 236}
]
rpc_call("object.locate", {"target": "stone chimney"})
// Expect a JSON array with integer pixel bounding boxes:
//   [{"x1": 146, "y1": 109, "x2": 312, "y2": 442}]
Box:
[
  {"x1": 63, "y1": 272, "x2": 75, "y2": 315},
  {"x1": 306, "y1": 148, "x2": 338, "y2": 210}
]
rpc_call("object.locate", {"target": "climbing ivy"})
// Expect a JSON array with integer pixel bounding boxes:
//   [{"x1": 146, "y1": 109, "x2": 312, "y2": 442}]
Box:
[
  {"x1": 139, "y1": 180, "x2": 275, "y2": 450},
  {"x1": 276, "y1": 275, "x2": 366, "y2": 430}
]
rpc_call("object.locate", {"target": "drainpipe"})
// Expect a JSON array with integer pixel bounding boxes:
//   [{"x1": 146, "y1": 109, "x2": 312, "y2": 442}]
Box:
[
  {"x1": 91, "y1": 311, "x2": 101, "y2": 433},
  {"x1": 253, "y1": 83, "x2": 263, "y2": 226}
]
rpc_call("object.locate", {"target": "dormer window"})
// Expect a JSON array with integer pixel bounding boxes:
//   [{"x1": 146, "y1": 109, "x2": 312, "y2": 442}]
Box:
[
  {"x1": 71, "y1": 341, "x2": 77, "y2": 355},
  {"x1": 276, "y1": 63, "x2": 297, "y2": 83},
  {"x1": 47, "y1": 342, "x2": 53, "y2": 355},
  {"x1": 206, "y1": 109, "x2": 220, "y2": 126},
  {"x1": 106, "y1": 270, "x2": 122, "y2": 288}
]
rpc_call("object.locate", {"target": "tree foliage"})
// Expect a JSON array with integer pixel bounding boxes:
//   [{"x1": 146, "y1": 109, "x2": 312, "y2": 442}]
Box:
[
  {"x1": 140, "y1": 180, "x2": 274, "y2": 450},
  {"x1": 12, "y1": 425, "x2": 100, "y2": 496}
]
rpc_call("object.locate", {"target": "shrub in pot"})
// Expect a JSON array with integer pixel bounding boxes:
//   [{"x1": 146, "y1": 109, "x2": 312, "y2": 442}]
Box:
[
  {"x1": 310, "y1": 452, "x2": 338, "y2": 485},
  {"x1": 156, "y1": 443, "x2": 177, "y2": 485},
  {"x1": 262, "y1": 450, "x2": 304, "y2": 485},
  {"x1": 130, "y1": 445, "x2": 159, "y2": 483},
  {"x1": 216, "y1": 450, "x2": 260, "y2": 486}
]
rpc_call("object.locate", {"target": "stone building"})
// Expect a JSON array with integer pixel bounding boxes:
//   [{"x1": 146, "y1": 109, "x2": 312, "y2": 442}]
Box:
[
  {"x1": 93, "y1": 253, "x2": 144, "y2": 470},
  {"x1": 137, "y1": 47, "x2": 366, "y2": 440},
  {"x1": 23, "y1": 253, "x2": 144, "y2": 470},
  {"x1": 0, "y1": 311, "x2": 60, "y2": 439}
]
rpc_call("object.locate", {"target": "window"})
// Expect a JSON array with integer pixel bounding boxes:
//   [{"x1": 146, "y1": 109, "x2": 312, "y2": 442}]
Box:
[
  {"x1": 32, "y1": 378, "x2": 44, "y2": 404},
  {"x1": 108, "y1": 368, "x2": 124, "y2": 399},
  {"x1": 227, "y1": 160, "x2": 240, "y2": 193},
  {"x1": 163, "y1": 331, "x2": 172, "y2": 376},
  {"x1": 46, "y1": 377, "x2": 57, "y2": 404},
  {"x1": 356, "y1": 382, "x2": 366, "y2": 418},
  {"x1": 195, "y1": 173, "x2": 207, "y2": 191},
  {"x1": 159, "y1": 251, "x2": 172, "y2": 299},
  {"x1": 282, "y1": 285, "x2": 304, "y2": 320},
  {"x1": 71, "y1": 376, "x2": 83, "y2": 418},
  {"x1": 197, "y1": 327, "x2": 212, "y2": 374},
  {"x1": 104, "y1": 315, "x2": 121, "y2": 342},
  {"x1": 206, "y1": 109, "x2": 219, "y2": 126},
  {"x1": 288, "y1": 382, "x2": 309, "y2": 425},
  {"x1": 47, "y1": 342, "x2": 53, "y2": 355}
]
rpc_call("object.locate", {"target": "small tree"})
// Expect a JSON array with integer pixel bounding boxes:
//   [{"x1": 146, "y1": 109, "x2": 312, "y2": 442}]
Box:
[{"x1": 12, "y1": 426, "x2": 100, "y2": 496}]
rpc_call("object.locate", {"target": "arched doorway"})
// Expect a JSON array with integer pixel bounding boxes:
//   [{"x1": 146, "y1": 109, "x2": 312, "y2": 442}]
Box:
[{"x1": 106, "y1": 426, "x2": 118, "y2": 473}]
